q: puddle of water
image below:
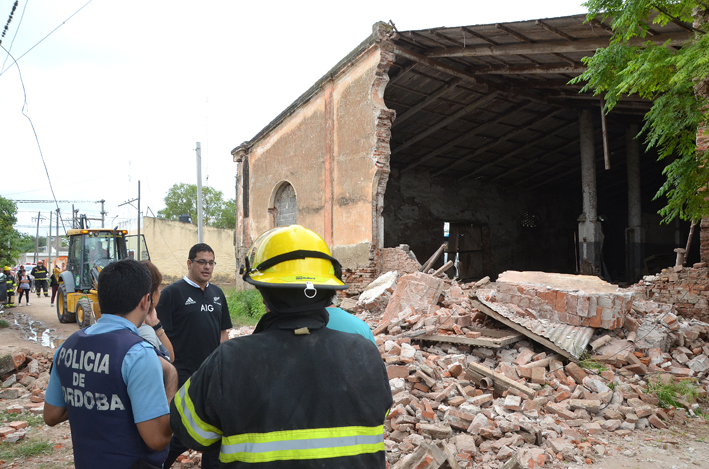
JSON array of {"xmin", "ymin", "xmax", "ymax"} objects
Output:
[{"xmin": 9, "ymin": 312, "xmax": 56, "ymax": 348}]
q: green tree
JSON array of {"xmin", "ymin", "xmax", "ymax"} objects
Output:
[
  {"xmin": 573, "ymin": 1, "xmax": 709, "ymax": 223},
  {"xmin": 0, "ymin": 196, "xmax": 24, "ymax": 267},
  {"xmin": 157, "ymin": 183, "xmax": 236, "ymax": 229}
]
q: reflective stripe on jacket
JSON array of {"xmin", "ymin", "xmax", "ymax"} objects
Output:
[{"xmin": 170, "ymin": 310, "xmax": 392, "ymax": 468}]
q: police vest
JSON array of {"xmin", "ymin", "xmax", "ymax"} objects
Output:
[{"xmin": 55, "ymin": 328, "xmax": 168, "ymax": 469}]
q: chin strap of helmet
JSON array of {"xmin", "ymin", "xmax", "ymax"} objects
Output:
[{"xmin": 243, "ymin": 250, "xmax": 343, "ymax": 280}]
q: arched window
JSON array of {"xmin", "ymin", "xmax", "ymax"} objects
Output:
[{"xmin": 274, "ymin": 183, "xmax": 297, "ymax": 226}]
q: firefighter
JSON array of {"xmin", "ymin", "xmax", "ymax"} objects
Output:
[
  {"xmin": 170, "ymin": 225, "xmax": 393, "ymax": 467},
  {"xmin": 4, "ymin": 266, "xmax": 16, "ymax": 307},
  {"xmin": 32, "ymin": 260, "xmax": 49, "ymax": 298}
]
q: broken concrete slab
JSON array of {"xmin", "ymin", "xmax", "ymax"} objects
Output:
[
  {"xmin": 495, "ymin": 271, "xmax": 634, "ymax": 330},
  {"xmin": 355, "ymin": 270, "xmax": 399, "ymax": 314}
]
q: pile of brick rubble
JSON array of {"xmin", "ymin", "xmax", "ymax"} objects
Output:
[{"xmin": 340, "ymin": 263, "xmax": 709, "ymax": 469}]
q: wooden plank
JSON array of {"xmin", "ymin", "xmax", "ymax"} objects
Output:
[
  {"xmin": 427, "ymin": 32, "xmax": 691, "ymax": 58},
  {"xmin": 471, "ymin": 298, "xmax": 576, "ymax": 361},
  {"xmin": 465, "ymin": 361, "xmax": 536, "ymax": 399},
  {"xmin": 414, "ymin": 332, "xmax": 523, "ymax": 348}
]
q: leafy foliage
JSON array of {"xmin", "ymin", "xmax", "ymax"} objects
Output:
[
  {"xmin": 157, "ymin": 183, "xmax": 236, "ymax": 229},
  {"xmin": 647, "ymin": 374, "xmax": 701, "ymax": 408},
  {"xmin": 0, "ymin": 196, "xmax": 24, "ymax": 267},
  {"xmin": 226, "ymin": 288, "xmax": 266, "ymax": 324},
  {"xmin": 573, "ymin": 1, "xmax": 709, "ymax": 222}
]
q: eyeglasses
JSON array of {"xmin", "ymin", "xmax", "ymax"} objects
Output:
[{"xmin": 192, "ymin": 259, "xmax": 216, "ymax": 266}]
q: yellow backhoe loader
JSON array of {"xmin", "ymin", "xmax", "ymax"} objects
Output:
[{"xmin": 57, "ymin": 217, "xmax": 150, "ymax": 327}]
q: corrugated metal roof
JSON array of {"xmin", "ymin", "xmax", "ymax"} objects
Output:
[{"xmin": 476, "ymin": 290, "xmax": 594, "ymax": 359}]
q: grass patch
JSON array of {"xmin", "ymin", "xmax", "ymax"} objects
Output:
[
  {"xmin": 647, "ymin": 374, "xmax": 701, "ymax": 409},
  {"xmin": 577, "ymin": 352, "xmax": 607, "ymax": 373},
  {"xmin": 1, "ymin": 411, "xmax": 45, "ymax": 427},
  {"xmin": 225, "ymin": 288, "xmax": 266, "ymax": 326},
  {"xmin": 0, "ymin": 439, "xmax": 53, "ymax": 460},
  {"xmin": 0, "ymin": 319, "xmax": 9, "ymax": 328}
]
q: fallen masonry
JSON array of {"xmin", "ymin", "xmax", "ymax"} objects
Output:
[
  {"xmin": 345, "ymin": 265, "xmax": 709, "ymax": 469},
  {"xmin": 2, "ymin": 266, "xmax": 709, "ymax": 468}
]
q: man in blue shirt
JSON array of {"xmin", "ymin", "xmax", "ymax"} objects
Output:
[
  {"xmin": 326, "ymin": 306, "xmax": 377, "ymax": 345},
  {"xmin": 44, "ymin": 259, "xmax": 177, "ymax": 469}
]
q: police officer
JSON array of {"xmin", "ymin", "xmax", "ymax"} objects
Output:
[
  {"xmin": 32, "ymin": 260, "xmax": 49, "ymax": 298},
  {"xmin": 4, "ymin": 266, "xmax": 16, "ymax": 308},
  {"xmin": 44, "ymin": 259, "xmax": 177, "ymax": 468},
  {"xmin": 170, "ymin": 225, "xmax": 392, "ymax": 468}
]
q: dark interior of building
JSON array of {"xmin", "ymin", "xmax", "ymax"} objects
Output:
[{"xmin": 380, "ymin": 14, "xmax": 697, "ymax": 284}]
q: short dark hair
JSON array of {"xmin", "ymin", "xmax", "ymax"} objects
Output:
[
  {"xmin": 189, "ymin": 243, "xmax": 214, "ymax": 261},
  {"xmin": 98, "ymin": 259, "xmax": 151, "ymax": 316}
]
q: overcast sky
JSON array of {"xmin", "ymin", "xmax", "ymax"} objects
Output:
[{"xmin": 0, "ymin": 0, "xmax": 587, "ymax": 238}]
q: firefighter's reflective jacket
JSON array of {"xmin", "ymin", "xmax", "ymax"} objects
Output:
[{"xmin": 170, "ymin": 309, "xmax": 393, "ymax": 468}]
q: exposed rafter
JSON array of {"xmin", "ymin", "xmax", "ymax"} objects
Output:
[
  {"xmin": 426, "ymin": 31, "xmax": 690, "ymax": 58},
  {"xmin": 402, "ymin": 101, "xmax": 531, "ymax": 173},
  {"xmin": 392, "ymin": 93, "xmax": 498, "ymax": 155},
  {"xmin": 433, "ymin": 109, "xmax": 566, "ymax": 176},
  {"xmin": 392, "ymin": 77, "xmax": 463, "ymax": 128},
  {"xmin": 456, "ymin": 120, "xmax": 576, "ymax": 181}
]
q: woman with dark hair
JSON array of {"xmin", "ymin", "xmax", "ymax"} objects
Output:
[
  {"xmin": 139, "ymin": 261, "xmax": 174, "ymax": 361},
  {"xmin": 16, "ymin": 267, "xmax": 31, "ymax": 306}
]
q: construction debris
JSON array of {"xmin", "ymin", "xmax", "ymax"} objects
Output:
[{"xmin": 350, "ymin": 266, "xmax": 709, "ymax": 469}]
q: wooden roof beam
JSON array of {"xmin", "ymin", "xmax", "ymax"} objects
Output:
[
  {"xmin": 535, "ymin": 20, "xmax": 577, "ymax": 42},
  {"xmin": 457, "ymin": 120, "xmax": 576, "ymax": 181},
  {"xmin": 426, "ymin": 31, "xmax": 690, "ymax": 58},
  {"xmin": 490, "ymin": 137, "xmax": 579, "ymax": 181},
  {"xmin": 391, "ymin": 44, "xmax": 557, "ymax": 104},
  {"xmin": 392, "ymin": 77, "xmax": 463, "ymax": 128},
  {"xmin": 433, "ymin": 109, "xmax": 565, "ymax": 176},
  {"xmin": 402, "ymin": 101, "xmax": 531, "ymax": 173},
  {"xmin": 391, "ymin": 93, "xmax": 498, "ymax": 155}
]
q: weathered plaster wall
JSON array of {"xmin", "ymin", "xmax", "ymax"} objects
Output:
[
  {"xmin": 234, "ymin": 30, "xmax": 395, "ymax": 290},
  {"xmin": 140, "ymin": 217, "xmax": 236, "ymax": 285},
  {"xmin": 383, "ymin": 169, "xmax": 578, "ymax": 280}
]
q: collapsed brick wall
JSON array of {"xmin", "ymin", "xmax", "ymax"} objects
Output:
[
  {"xmin": 342, "ymin": 245, "xmax": 422, "ymax": 296},
  {"xmin": 381, "ymin": 245, "xmax": 421, "ymax": 275},
  {"xmin": 633, "ymin": 266, "xmax": 709, "ymax": 323}
]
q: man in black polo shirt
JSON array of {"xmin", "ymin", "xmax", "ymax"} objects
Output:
[{"xmin": 156, "ymin": 243, "xmax": 232, "ymax": 469}]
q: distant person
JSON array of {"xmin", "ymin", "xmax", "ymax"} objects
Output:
[
  {"xmin": 49, "ymin": 267, "xmax": 60, "ymax": 307},
  {"xmin": 156, "ymin": 243, "xmax": 232, "ymax": 469},
  {"xmin": 16, "ymin": 267, "xmax": 30, "ymax": 306},
  {"xmin": 32, "ymin": 260, "xmax": 49, "ymax": 298},
  {"xmin": 43, "ymin": 259, "xmax": 177, "ymax": 468},
  {"xmin": 139, "ymin": 261, "xmax": 174, "ymax": 362},
  {"xmin": 3, "ymin": 266, "xmax": 15, "ymax": 308}
]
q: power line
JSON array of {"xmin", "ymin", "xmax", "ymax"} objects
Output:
[
  {"xmin": 0, "ymin": 0, "xmax": 94, "ymax": 77},
  {"xmin": 0, "ymin": 0, "xmax": 27, "ymax": 72},
  {"xmin": 1, "ymin": 43, "xmax": 64, "ymax": 236}
]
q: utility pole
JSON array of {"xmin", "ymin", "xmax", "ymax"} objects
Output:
[
  {"xmin": 100, "ymin": 199, "xmax": 106, "ymax": 228},
  {"xmin": 138, "ymin": 181, "xmax": 141, "ymax": 260},
  {"xmin": 119, "ymin": 181, "xmax": 141, "ymax": 260},
  {"xmin": 34, "ymin": 211, "xmax": 41, "ymax": 263},
  {"xmin": 56, "ymin": 208, "xmax": 60, "ymax": 266},
  {"xmin": 48, "ymin": 211, "xmax": 52, "ymax": 269},
  {"xmin": 196, "ymin": 142, "xmax": 204, "ymax": 243}
]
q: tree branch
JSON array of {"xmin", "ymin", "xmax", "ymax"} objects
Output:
[{"xmin": 652, "ymin": 2, "xmax": 706, "ymax": 34}]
